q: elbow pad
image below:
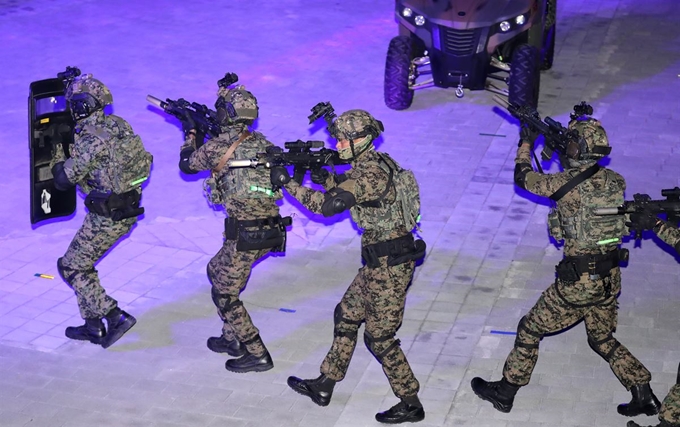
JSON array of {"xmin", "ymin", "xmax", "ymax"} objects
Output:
[
  {"xmin": 179, "ymin": 147, "xmax": 198, "ymax": 174},
  {"xmin": 321, "ymin": 187, "xmax": 356, "ymax": 217},
  {"xmin": 51, "ymin": 161, "xmax": 74, "ymax": 191},
  {"xmin": 514, "ymin": 162, "xmax": 533, "ymax": 189}
]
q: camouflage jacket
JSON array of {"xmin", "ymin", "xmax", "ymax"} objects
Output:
[
  {"xmin": 62, "ymin": 112, "xmax": 141, "ymax": 195},
  {"xmin": 515, "ymin": 143, "xmax": 628, "ymax": 257},
  {"xmin": 182, "ymin": 125, "xmax": 280, "ymax": 220},
  {"xmin": 654, "ymin": 221, "xmax": 680, "ymax": 250},
  {"xmin": 284, "ymin": 149, "xmax": 410, "ymax": 246}
]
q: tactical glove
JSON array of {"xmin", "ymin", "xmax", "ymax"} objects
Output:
[
  {"xmin": 310, "ymin": 168, "xmax": 330, "ymax": 185},
  {"xmin": 182, "ymin": 110, "xmax": 196, "ymax": 137},
  {"xmin": 519, "ymin": 121, "xmax": 539, "ymax": 147}
]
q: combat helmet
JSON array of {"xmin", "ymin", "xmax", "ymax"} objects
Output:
[
  {"xmin": 65, "ymin": 74, "xmax": 113, "ymax": 120},
  {"xmin": 331, "ymin": 109, "xmax": 384, "ymax": 141},
  {"xmin": 568, "ymin": 118, "xmax": 611, "ymax": 161},
  {"xmin": 215, "ymin": 86, "xmax": 258, "ymax": 126}
]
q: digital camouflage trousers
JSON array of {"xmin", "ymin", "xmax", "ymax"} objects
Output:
[
  {"xmin": 321, "ymin": 258, "xmax": 420, "ymax": 399},
  {"xmin": 660, "ymin": 384, "xmax": 680, "ymax": 425},
  {"xmin": 207, "ymin": 239, "xmax": 271, "ymax": 357},
  {"xmin": 503, "ymin": 268, "xmax": 652, "ymax": 389},
  {"xmin": 59, "ymin": 212, "xmax": 135, "ymax": 319}
]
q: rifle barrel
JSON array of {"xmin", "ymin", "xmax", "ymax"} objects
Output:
[
  {"xmin": 594, "ymin": 207, "xmax": 622, "ymax": 215},
  {"xmin": 146, "ymin": 95, "xmax": 165, "ymax": 108}
]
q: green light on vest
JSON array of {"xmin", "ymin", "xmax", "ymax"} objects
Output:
[
  {"xmin": 249, "ymin": 185, "xmax": 274, "ymax": 197},
  {"xmin": 597, "ymin": 238, "xmax": 620, "ymax": 245},
  {"xmin": 130, "ymin": 176, "xmax": 148, "ymax": 186}
]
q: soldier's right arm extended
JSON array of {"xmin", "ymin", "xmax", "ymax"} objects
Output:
[{"xmin": 654, "ymin": 220, "xmax": 680, "ymax": 253}]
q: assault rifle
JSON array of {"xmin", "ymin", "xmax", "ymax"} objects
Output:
[
  {"xmin": 146, "ymin": 95, "xmax": 221, "ymax": 145},
  {"xmin": 595, "ymin": 187, "xmax": 680, "ymax": 239},
  {"xmin": 495, "ymin": 96, "xmax": 582, "ymax": 161},
  {"xmin": 228, "ymin": 140, "xmax": 346, "ymax": 182}
]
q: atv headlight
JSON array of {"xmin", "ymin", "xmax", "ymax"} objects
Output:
[
  {"xmin": 414, "ymin": 15, "xmax": 426, "ymax": 26},
  {"xmin": 402, "ymin": 7, "xmax": 413, "ymax": 18},
  {"xmin": 499, "ymin": 20, "xmax": 511, "ymax": 32},
  {"xmin": 515, "ymin": 14, "xmax": 526, "ymax": 25}
]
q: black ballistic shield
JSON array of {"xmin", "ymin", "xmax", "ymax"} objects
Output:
[{"xmin": 29, "ymin": 77, "xmax": 76, "ymax": 224}]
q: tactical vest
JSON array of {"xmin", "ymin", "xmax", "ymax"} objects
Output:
[
  {"xmin": 83, "ymin": 115, "xmax": 152, "ymax": 194},
  {"xmin": 551, "ymin": 168, "xmax": 626, "ymax": 251},
  {"xmin": 350, "ymin": 153, "xmax": 420, "ymax": 232},
  {"xmin": 219, "ymin": 132, "xmax": 282, "ymax": 200}
]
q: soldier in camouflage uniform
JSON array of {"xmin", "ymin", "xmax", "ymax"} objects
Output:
[
  {"xmin": 625, "ymin": 212, "xmax": 680, "ymax": 427},
  {"xmin": 278, "ymin": 109, "xmax": 427, "ymax": 424},
  {"xmin": 51, "ymin": 74, "xmax": 152, "ymax": 349},
  {"xmin": 179, "ymin": 79, "xmax": 289, "ymax": 373},
  {"xmin": 471, "ymin": 115, "xmax": 661, "ymax": 417}
]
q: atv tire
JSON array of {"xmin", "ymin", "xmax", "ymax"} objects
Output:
[
  {"xmin": 508, "ymin": 44, "xmax": 540, "ymax": 108},
  {"xmin": 384, "ymin": 36, "xmax": 417, "ymax": 110},
  {"xmin": 541, "ymin": 0, "xmax": 557, "ymax": 70}
]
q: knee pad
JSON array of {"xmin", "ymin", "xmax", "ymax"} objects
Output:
[
  {"xmin": 364, "ymin": 331, "xmax": 400, "ymax": 363},
  {"xmin": 515, "ymin": 316, "xmax": 542, "ymax": 350},
  {"xmin": 333, "ymin": 304, "xmax": 361, "ymax": 339},
  {"xmin": 588, "ymin": 334, "xmax": 619, "ymax": 361},
  {"xmin": 57, "ymin": 257, "xmax": 84, "ymax": 284}
]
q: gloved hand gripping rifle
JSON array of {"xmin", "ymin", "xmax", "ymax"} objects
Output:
[
  {"xmin": 146, "ymin": 95, "xmax": 221, "ymax": 147},
  {"xmin": 227, "ymin": 140, "xmax": 347, "ymax": 184},
  {"xmin": 595, "ymin": 187, "xmax": 680, "ymax": 241}
]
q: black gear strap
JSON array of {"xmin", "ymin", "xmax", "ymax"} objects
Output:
[{"xmin": 549, "ymin": 163, "xmax": 601, "ymax": 201}]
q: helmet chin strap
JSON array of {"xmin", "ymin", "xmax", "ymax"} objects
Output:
[{"xmin": 340, "ymin": 135, "xmax": 374, "ymax": 161}]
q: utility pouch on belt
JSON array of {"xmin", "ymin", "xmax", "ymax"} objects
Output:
[
  {"xmin": 361, "ymin": 235, "xmax": 427, "ymax": 269},
  {"xmin": 225, "ymin": 215, "xmax": 292, "ymax": 252},
  {"xmin": 84, "ymin": 190, "xmax": 143, "ymax": 221},
  {"xmin": 556, "ymin": 249, "xmax": 624, "ymax": 282}
]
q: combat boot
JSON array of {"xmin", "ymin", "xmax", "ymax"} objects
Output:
[
  {"xmin": 470, "ymin": 377, "xmax": 520, "ymax": 413},
  {"xmin": 375, "ymin": 395, "xmax": 425, "ymax": 424},
  {"xmin": 618, "ymin": 383, "xmax": 661, "ymax": 417},
  {"xmin": 206, "ymin": 336, "xmax": 246, "ymax": 357},
  {"xmin": 100, "ymin": 307, "xmax": 137, "ymax": 349},
  {"xmin": 287, "ymin": 374, "xmax": 336, "ymax": 407},
  {"xmin": 65, "ymin": 318, "xmax": 106, "ymax": 344},
  {"xmin": 225, "ymin": 350, "xmax": 273, "ymax": 373}
]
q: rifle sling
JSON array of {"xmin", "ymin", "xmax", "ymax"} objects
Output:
[
  {"xmin": 549, "ymin": 163, "xmax": 601, "ymax": 202},
  {"xmin": 214, "ymin": 131, "xmax": 251, "ymax": 174}
]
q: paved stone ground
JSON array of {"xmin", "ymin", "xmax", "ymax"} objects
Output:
[{"xmin": 1, "ymin": 0, "xmax": 679, "ymax": 426}]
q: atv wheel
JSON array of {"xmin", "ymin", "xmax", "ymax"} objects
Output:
[
  {"xmin": 508, "ymin": 44, "xmax": 540, "ymax": 108},
  {"xmin": 541, "ymin": 0, "xmax": 557, "ymax": 70},
  {"xmin": 384, "ymin": 35, "xmax": 418, "ymax": 110}
]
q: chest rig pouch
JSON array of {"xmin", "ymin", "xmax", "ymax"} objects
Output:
[{"xmin": 225, "ymin": 215, "xmax": 292, "ymax": 253}]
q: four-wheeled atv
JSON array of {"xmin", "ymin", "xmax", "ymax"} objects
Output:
[{"xmin": 384, "ymin": 0, "xmax": 556, "ymax": 110}]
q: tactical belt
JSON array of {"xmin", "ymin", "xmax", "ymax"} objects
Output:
[
  {"xmin": 556, "ymin": 248, "xmax": 627, "ymax": 283},
  {"xmin": 84, "ymin": 189, "xmax": 143, "ymax": 221},
  {"xmin": 225, "ymin": 215, "xmax": 292, "ymax": 252},
  {"xmin": 361, "ymin": 234, "xmax": 426, "ymax": 269}
]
